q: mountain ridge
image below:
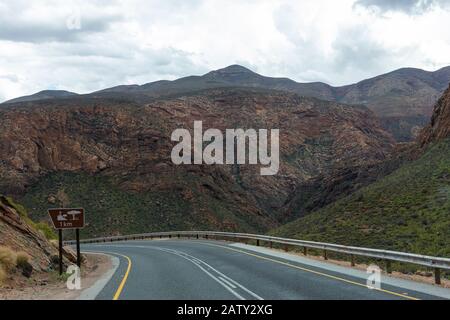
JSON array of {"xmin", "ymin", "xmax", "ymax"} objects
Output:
[
  {"xmin": 4, "ymin": 65, "xmax": 449, "ymax": 141},
  {"xmin": 2, "ymin": 90, "xmax": 78, "ymax": 104}
]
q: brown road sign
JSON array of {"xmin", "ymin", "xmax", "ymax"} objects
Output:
[{"xmin": 48, "ymin": 208, "xmax": 85, "ymax": 230}]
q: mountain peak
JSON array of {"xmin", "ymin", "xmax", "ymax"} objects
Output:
[
  {"xmin": 203, "ymin": 65, "xmax": 262, "ymax": 84},
  {"xmin": 209, "ymin": 64, "xmax": 256, "ymax": 75}
]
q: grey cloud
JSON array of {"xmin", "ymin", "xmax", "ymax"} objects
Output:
[
  {"xmin": 2, "ymin": 43, "xmax": 203, "ymax": 97},
  {"xmin": 332, "ymin": 27, "xmax": 387, "ymax": 74},
  {"xmin": 0, "ymin": 5, "xmax": 121, "ymax": 43},
  {"xmin": 354, "ymin": 0, "xmax": 450, "ymax": 14},
  {"xmin": 0, "ymin": 74, "xmax": 19, "ymax": 82}
]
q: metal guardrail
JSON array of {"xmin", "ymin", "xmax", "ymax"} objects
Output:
[{"xmin": 65, "ymin": 230, "xmax": 450, "ymax": 284}]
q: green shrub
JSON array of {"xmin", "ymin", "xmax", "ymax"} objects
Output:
[{"xmin": 35, "ymin": 222, "xmax": 57, "ymax": 240}]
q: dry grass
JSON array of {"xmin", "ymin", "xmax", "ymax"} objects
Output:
[
  {"xmin": 0, "ymin": 265, "xmax": 6, "ymax": 285},
  {"xmin": 0, "ymin": 246, "xmax": 17, "ymax": 271},
  {"xmin": 15, "ymin": 252, "xmax": 31, "ymax": 269}
]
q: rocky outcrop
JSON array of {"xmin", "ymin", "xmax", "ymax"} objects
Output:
[
  {"xmin": 0, "ymin": 88, "xmax": 395, "ymax": 234},
  {"xmin": 420, "ymin": 84, "xmax": 450, "ymax": 146},
  {"xmin": 0, "ymin": 196, "xmax": 57, "ymax": 271}
]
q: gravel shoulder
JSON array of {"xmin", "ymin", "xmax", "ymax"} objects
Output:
[{"xmin": 0, "ymin": 253, "xmax": 112, "ymax": 300}]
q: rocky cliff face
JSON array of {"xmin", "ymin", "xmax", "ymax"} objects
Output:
[
  {"xmin": 0, "ymin": 196, "xmax": 57, "ymax": 272},
  {"xmin": 0, "ymin": 88, "xmax": 395, "ymax": 235},
  {"xmin": 420, "ymin": 84, "xmax": 450, "ymax": 146}
]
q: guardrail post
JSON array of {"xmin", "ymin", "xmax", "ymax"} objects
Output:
[
  {"xmin": 196, "ymin": 234, "xmax": 199, "ymax": 239},
  {"xmin": 435, "ymin": 268, "xmax": 441, "ymax": 285},
  {"xmin": 303, "ymin": 247, "xmax": 307, "ymax": 256},
  {"xmin": 351, "ymin": 254, "xmax": 355, "ymax": 267},
  {"xmin": 269, "ymin": 241, "xmax": 273, "ymax": 249},
  {"xmin": 256, "ymin": 239, "xmax": 260, "ymax": 247},
  {"xmin": 284, "ymin": 245, "xmax": 288, "ymax": 252},
  {"xmin": 385, "ymin": 260, "xmax": 392, "ymax": 274},
  {"xmin": 205, "ymin": 234, "xmax": 208, "ymax": 239},
  {"xmin": 323, "ymin": 249, "xmax": 328, "ymax": 260},
  {"xmin": 178, "ymin": 234, "xmax": 180, "ymax": 239}
]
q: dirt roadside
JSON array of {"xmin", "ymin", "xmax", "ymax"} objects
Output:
[{"xmin": 0, "ymin": 253, "xmax": 113, "ymax": 300}]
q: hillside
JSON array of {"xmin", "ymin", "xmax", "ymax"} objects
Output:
[
  {"xmin": 2, "ymin": 90, "xmax": 78, "ymax": 104},
  {"xmin": 0, "ymin": 88, "xmax": 394, "ymax": 237},
  {"xmin": 4, "ymin": 65, "xmax": 449, "ymax": 141},
  {"xmin": 271, "ymin": 138, "xmax": 450, "ymax": 257},
  {"xmin": 0, "ymin": 195, "xmax": 59, "ymax": 287},
  {"xmin": 271, "ymin": 85, "xmax": 450, "ymax": 257}
]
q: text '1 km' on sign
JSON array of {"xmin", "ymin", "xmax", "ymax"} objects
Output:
[{"xmin": 48, "ymin": 208, "xmax": 85, "ymax": 230}]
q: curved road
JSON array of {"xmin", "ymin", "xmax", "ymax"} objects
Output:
[{"xmin": 82, "ymin": 239, "xmax": 448, "ymax": 300}]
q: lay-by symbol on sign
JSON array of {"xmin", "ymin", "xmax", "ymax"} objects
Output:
[{"xmin": 48, "ymin": 208, "xmax": 85, "ymax": 230}]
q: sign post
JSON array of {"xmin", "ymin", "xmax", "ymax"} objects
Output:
[
  {"xmin": 58, "ymin": 229, "xmax": 63, "ymax": 275},
  {"xmin": 48, "ymin": 208, "xmax": 85, "ymax": 275}
]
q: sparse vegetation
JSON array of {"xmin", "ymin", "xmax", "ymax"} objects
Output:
[
  {"xmin": 15, "ymin": 252, "xmax": 31, "ymax": 269},
  {"xmin": 0, "ymin": 246, "xmax": 17, "ymax": 271},
  {"xmin": 272, "ymin": 138, "xmax": 450, "ymax": 259},
  {"xmin": 34, "ymin": 222, "xmax": 57, "ymax": 240},
  {"xmin": 20, "ymin": 170, "xmax": 270, "ymax": 239},
  {"xmin": 1, "ymin": 195, "xmax": 57, "ymax": 240},
  {"xmin": 0, "ymin": 265, "xmax": 6, "ymax": 285},
  {"xmin": 15, "ymin": 252, "xmax": 33, "ymax": 278},
  {"xmin": 0, "ymin": 248, "xmax": 34, "ymax": 282}
]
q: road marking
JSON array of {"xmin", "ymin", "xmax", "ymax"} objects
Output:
[
  {"xmin": 155, "ymin": 247, "xmax": 246, "ymax": 300},
  {"xmin": 79, "ymin": 250, "xmax": 132, "ymax": 300},
  {"xmin": 155, "ymin": 247, "xmax": 263, "ymax": 300},
  {"xmin": 197, "ymin": 242, "xmax": 420, "ymax": 300},
  {"xmin": 219, "ymin": 276, "xmax": 237, "ymax": 288},
  {"xmin": 111, "ymin": 253, "xmax": 132, "ymax": 300},
  {"xmin": 79, "ymin": 251, "xmax": 120, "ymax": 300},
  {"xmin": 95, "ymin": 244, "xmax": 263, "ymax": 300}
]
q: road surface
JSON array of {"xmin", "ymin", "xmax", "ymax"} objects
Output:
[{"xmin": 81, "ymin": 239, "xmax": 448, "ymax": 300}]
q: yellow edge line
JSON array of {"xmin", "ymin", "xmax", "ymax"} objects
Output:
[
  {"xmin": 81, "ymin": 250, "xmax": 132, "ymax": 300},
  {"xmin": 198, "ymin": 242, "xmax": 419, "ymax": 300},
  {"xmin": 112, "ymin": 253, "xmax": 132, "ymax": 301}
]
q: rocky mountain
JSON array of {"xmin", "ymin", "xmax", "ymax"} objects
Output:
[
  {"xmin": 420, "ymin": 84, "xmax": 450, "ymax": 146},
  {"xmin": 94, "ymin": 65, "xmax": 450, "ymax": 141},
  {"xmin": 4, "ymin": 65, "xmax": 449, "ymax": 141},
  {"xmin": 0, "ymin": 87, "xmax": 394, "ymax": 237},
  {"xmin": 271, "ymin": 85, "xmax": 450, "ymax": 257},
  {"xmin": 3, "ymin": 90, "xmax": 78, "ymax": 104}
]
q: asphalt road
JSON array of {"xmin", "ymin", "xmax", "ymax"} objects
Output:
[{"xmin": 81, "ymin": 239, "xmax": 447, "ymax": 300}]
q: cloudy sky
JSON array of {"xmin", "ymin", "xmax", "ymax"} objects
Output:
[{"xmin": 1, "ymin": 0, "xmax": 450, "ymax": 102}]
